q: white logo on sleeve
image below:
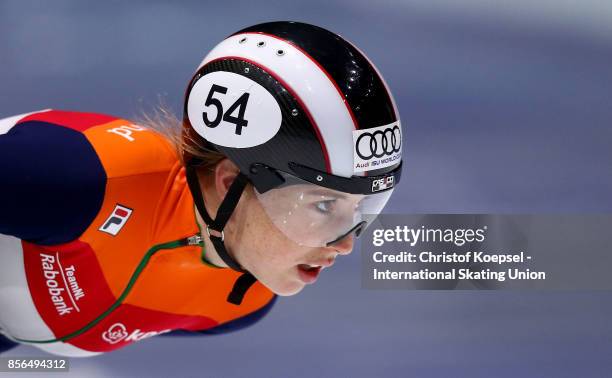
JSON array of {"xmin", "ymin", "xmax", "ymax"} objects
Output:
[
  {"xmin": 107, "ymin": 124, "xmax": 147, "ymax": 142},
  {"xmin": 102, "ymin": 323, "xmax": 128, "ymax": 344},
  {"xmin": 99, "ymin": 205, "xmax": 133, "ymax": 236},
  {"xmin": 187, "ymin": 71, "xmax": 282, "ymax": 148},
  {"xmin": 102, "ymin": 323, "xmax": 171, "ymax": 344}
]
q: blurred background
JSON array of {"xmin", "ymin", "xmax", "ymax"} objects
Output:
[{"xmin": 1, "ymin": 0, "xmax": 611, "ymax": 377}]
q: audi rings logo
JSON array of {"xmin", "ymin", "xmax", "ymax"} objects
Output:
[
  {"xmin": 353, "ymin": 122, "xmax": 402, "ymax": 173},
  {"xmin": 355, "ymin": 125, "xmax": 401, "ymax": 160}
]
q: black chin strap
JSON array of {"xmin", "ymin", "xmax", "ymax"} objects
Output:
[{"xmin": 185, "ymin": 164, "xmax": 257, "ymax": 305}]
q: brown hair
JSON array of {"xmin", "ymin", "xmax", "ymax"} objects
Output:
[{"xmin": 135, "ymin": 104, "xmax": 225, "ymax": 176}]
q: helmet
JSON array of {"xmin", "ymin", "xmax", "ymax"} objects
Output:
[{"xmin": 182, "ymin": 21, "xmax": 402, "ymax": 302}]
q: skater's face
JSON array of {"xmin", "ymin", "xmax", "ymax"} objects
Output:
[{"xmin": 196, "ymin": 159, "xmax": 355, "ymax": 296}]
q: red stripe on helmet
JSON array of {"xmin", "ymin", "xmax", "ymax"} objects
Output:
[{"xmin": 243, "ymin": 31, "xmax": 360, "ymax": 132}]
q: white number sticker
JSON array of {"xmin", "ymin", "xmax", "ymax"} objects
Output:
[{"xmin": 187, "ymin": 71, "xmax": 282, "ymax": 148}]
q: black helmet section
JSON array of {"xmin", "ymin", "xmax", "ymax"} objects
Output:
[{"xmin": 234, "ymin": 21, "xmax": 398, "ymax": 176}]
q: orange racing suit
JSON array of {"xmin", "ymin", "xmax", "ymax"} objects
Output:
[{"xmin": 0, "ymin": 109, "xmax": 276, "ymax": 357}]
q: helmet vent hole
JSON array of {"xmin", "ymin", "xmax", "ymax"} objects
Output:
[
  {"xmin": 239, "ymin": 37, "xmax": 247, "ymax": 44},
  {"xmin": 291, "ymin": 109, "xmax": 299, "ymax": 116},
  {"xmin": 257, "ymin": 41, "xmax": 265, "ymax": 47},
  {"xmin": 316, "ymin": 175, "xmax": 323, "ymax": 182},
  {"xmin": 276, "ymin": 49, "xmax": 285, "ymax": 56}
]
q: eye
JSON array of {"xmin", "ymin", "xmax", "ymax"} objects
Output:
[{"xmin": 314, "ymin": 199, "xmax": 336, "ymax": 214}]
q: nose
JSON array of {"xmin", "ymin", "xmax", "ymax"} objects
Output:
[{"xmin": 327, "ymin": 233, "xmax": 354, "ymax": 255}]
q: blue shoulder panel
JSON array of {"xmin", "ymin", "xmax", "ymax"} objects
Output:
[
  {"xmin": 0, "ymin": 334, "xmax": 17, "ymax": 354},
  {"xmin": 0, "ymin": 121, "xmax": 106, "ymax": 245}
]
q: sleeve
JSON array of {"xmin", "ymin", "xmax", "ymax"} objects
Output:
[
  {"xmin": 162, "ymin": 296, "xmax": 278, "ymax": 336},
  {"xmin": 0, "ymin": 110, "xmax": 109, "ymax": 245}
]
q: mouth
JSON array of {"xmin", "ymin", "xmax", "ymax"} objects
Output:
[
  {"xmin": 297, "ymin": 264, "xmax": 322, "ymax": 284},
  {"xmin": 296, "ymin": 258, "xmax": 335, "ymax": 284}
]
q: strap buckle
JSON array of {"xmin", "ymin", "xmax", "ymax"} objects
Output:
[{"xmin": 206, "ymin": 225, "xmax": 225, "ymax": 242}]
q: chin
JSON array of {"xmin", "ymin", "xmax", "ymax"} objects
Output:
[{"xmin": 262, "ymin": 279, "xmax": 305, "ymax": 296}]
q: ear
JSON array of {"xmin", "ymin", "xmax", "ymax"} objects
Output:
[{"xmin": 213, "ymin": 158, "xmax": 240, "ymax": 199}]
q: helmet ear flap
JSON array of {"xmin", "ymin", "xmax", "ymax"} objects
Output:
[{"xmin": 247, "ymin": 163, "xmax": 286, "ymax": 194}]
